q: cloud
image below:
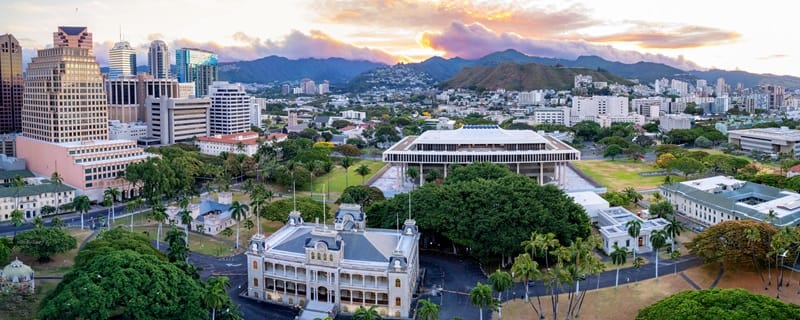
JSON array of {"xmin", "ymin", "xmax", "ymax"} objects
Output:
[
  {"xmin": 419, "ymin": 22, "xmax": 703, "ymax": 70},
  {"xmin": 581, "ymin": 25, "xmax": 741, "ymax": 49},
  {"xmin": 314, "ymin": 0, "xmax": 597, "ymax": 38},
  {"xmin": 89, "ymin": 30, "xmax": 400, "ymax": 66},
  {"xmin": 757, "ymin": 54, "xmax": 789, "ymax": 60}
]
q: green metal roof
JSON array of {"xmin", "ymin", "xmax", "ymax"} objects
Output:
[
  {"xmin": 0, "ymin": 170, "xmax": 34, "ymax": 180},
  {"xmin": 0, "ymin": 183, "xmax": 74, "ymax": 198}
]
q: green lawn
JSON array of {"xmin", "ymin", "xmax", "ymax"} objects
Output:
[
  {"xmin": 573, "ymin": 159, "xmax": 684, "ymax": 191},
  {"xmin": 124, "ymin": 225, "xmax": 241, "ymax": 257},
  {"xmin": 312, "ymin": 159, "xmax": 386, "ymax": 194}
]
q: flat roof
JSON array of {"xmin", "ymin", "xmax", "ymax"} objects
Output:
[
  {"xmin": 728, "ymin": 128, "xmax": 800, "ymax": 141},
  {"xmin": 413, "ymin": 126, "xmax": 551, "ymax": 145}
]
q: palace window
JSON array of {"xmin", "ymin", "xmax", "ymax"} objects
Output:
[
  {"xmin": 395, "ymin": 297, "xmax": 401, "ymax": 306},
  {"xmin": 395, "ymin": 279, "xmax": 401, "ymax": 288},
  {"xmin": 253, "ymin": 278, "xmax": 259, "ymax": 287}
]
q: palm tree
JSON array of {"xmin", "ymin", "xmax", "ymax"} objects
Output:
[
  {"xmin": 651, "ymin": 191, "xmax": 663, "ymax": 204},
  {"xmin": 522, "ymin": 232, "xmax": 559, "ymax": 269},
  {"xmin": 103, "ymin": 194, "xmax": 113, "ymax": 231},
  {"xmin": 32, "ymin": 215, "xmax": 43, "ymax": 228},
  {"xmin": 744, "ymin": 226, "xmax": 768, "ymax": 290},
  {"xmin": 611, "ymin": 244, "xmax": 628, "ymax": 288},
  {"xmin": 772, "ymin": 226, "xmax": 793, "ymax": 298},
  {"xmin": 11, "ymin": 174, "xmax": 25, "ymax": 212},
  {"xmin": 623, "ymin": 187, "xmax": 642, "ymax": 204},
  {"xmin": 341, "ymin": 156, "xmax": 354, "ymax": 188},
  {"xmin": 286, "ymin": 160, "xmax": 299, "ymax": 211},
  {"xmin": 179, "ymin": 204, "xmax": 193, "ymax": 252},
  {"xmin": 469, "ymin": 282, "xmax": 495, "ymax": 320},
  {"xmin": 10, "ymin": 209, "xmax": 24, "ymax": 235},
  {"xmin": 104, "ymin": 187, "xmax": 121, "ymax": 223},
  {"xmin": 417, "ymin": 298, "xmax": 440, "ymax": 320},
  {"xmin": 356, "ymin": 164, "xmax": 371, "ymax": 185},
  {"xmin": 665, "ymin": 215, "xmax": 684, "ymax": 253},
  {"xmin": 221, "ymin": 227, "xmax": 234, "ymax": 237},
  {"xmin": 205, "ymin": 276, "xmax": 230, "ymax": 320},
  {"xmin": 304, "ymin": 161, "xmax": 319, "ymax": 200},
  {"xmin": 511, "ymin": 253, "xmax": 543, "ymax": 319},
  {"xmin": 51, "ymin": 216, "xmax": 65, "ymax": 229},
  {"xmin": 488, "ymin": 269, "xmax": 513, "ymax": 319},
  {"xmin": 230, "ymin": 201, "xmax": 250, "ymax": 249},
  {"xmin": 626, "ymin": 219, "xmax": 643, "ymax": 263},
  {"xmin": 353, "ymin": 305, "xmax": 381, "ymax": 320},
  {"xmin": 250, "ymin": 185, "xmax": 266, "ymax": 235},
  {"xmin": 152, "ymin": 204, "xmax": 168, "ymax": 250},
  {"xmin": 50, "ymin": 171, "xmax": 63, "ymax": 215},
  {"xmin": 126, "ymin": 200, "xmax": 137, "ymax": 232},
  {"xmin": 766, "ymin": 209, "xmax": 778, "ymax": 286},
  {"xmin": 670, "ymin": 249, "xmax": 682, "ymax": 274},
  {"xmin": 650, "ymin": 229, "xmax": 668, "ymax": 280},
  {"xmin": 406, "ymin": 166, "xmax": 420, "ymax": 185},
  {"xmin": 72, "ymin": 195, "xmax": 91, "ymax": 230}
]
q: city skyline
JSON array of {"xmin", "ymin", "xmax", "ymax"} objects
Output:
[{"xmin": 2, "ymin": 0, "xmax": 798, "ymax": 76}]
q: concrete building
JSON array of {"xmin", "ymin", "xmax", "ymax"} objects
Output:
[
  {"xmin": 145, "ymin": 96, "xmax": 211, "ymax": 145},
  {"xmin": 571, "ymin": 96, "xmax": 629, "ymax": 126},
  {"xmin": 531, "ymin": 107, "xmax": 569, "ymax": 126},
  {"xmin": 0, "ymin": 34, "xmax": 24, "ymax": 133},
  {"xmin": 341, "ymin": 110, "xmax": 367, "ymax": 121},
  {"xmin": 245, "ymin": 204, "xmax": 420, "ymax": 319},
  {"xmin": 598, "ymin": 207, "xmax": 669, "ymax": 255},
  {"xmin": 574, "ymin": 75, "xmax": 592, "ymax": 88},
  {"xmin": 383, "ymin": 125, "xmax": 580, "ymax": 186},
  {"xmin": 658, "ymin": 114, "xmax": 693, "ymax": 132},
  {"xmin": 518, "ymin": 91, "xmax": 545, "ymax": 105},
  {"xmin": 176, "ymin": 48, "xmax": 217, "ymax": 97},
  {"xmin": 567, "ymin": 191, "xmax": 610, "ymax": 223},
  {"xmin": 53, "ymin": 26, "xmax": 92, "ymax": 52},
  {"xmin": 0, "ymin": 181, "xmax": 75, "ymax": 221},
  {"xmin": 148, "ymin": 40, "xmax": 169, "ymax": 79},
  {"xmin": 661, "ymin": 175, "xmax": 800, "ymax": 228},
  {"xmin": 196, "ymin": 131, "xmax": 286, "ymax": 157},
  {"xmin": 105, "ymin": 75, "xmax": 183, "ymax": 123},
  {"xmin": 715, "ymin": 78, "xmax": 726, "ymax": 97},
  {"xmin": 18, "ymin": 27, "xmax": 152, "ymax": 202},
  {"xmin": 108, "ymin": 41, "xmax": 136, "ymax": 78},
  {"xmin": 208, "ymin": 82, "xmax": 251, "ymax": 135},
  {"xmin": 761, "ymin": 85, "xmax": 785, "ymax": 109},
  {"xmin": 318, "ymin": 80, "xmax": 330, "ymax": 94},
  {"xmin": 251, "ymin": 97, "xmax": 264, "ymax": 129},
  {"xmin": 0, "ymin": 134, "xmax": 16, "ymax": 157},
  {"xmin": 108, "ymin": 120, "xmax": 148, "ymax": 141},
  {"xmin": 632, "ymin": 98, "xmax": 663, "ymax": 119},
  {"xmin": 728, "ymin": 127, "xmax": 800, "ymax": 157}
]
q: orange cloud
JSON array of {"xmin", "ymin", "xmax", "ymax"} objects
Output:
[
  {"xmin": 419, "ymin": 22, "xmax": 702, "ymax": 70},
  {"xmin": 580, "ymin": 25, "xmax": 741, "ymax": 49}
]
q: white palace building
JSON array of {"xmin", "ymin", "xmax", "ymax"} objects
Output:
[
  {"xmin": 246, "ymin": 204, "xmax": 420, "ymax": 319},
  {"xmin": 383, "ymin": 125, "xmax": 580, "ymax": 186}
]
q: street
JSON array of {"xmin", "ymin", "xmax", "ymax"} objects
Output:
[{"xmin": 0, "ymin": 203, "xmax": 131, "ymax": 236}]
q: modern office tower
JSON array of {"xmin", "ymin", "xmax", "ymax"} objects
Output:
[
  {"xmin": 0, "ymin": 34, "xmax": 24, "ymax": 133},
  {"xmin": 105, "ymin": 75, "xmax": 182, "ymax": 123},
  {"xmin": 108, "ymin": 41, "xmax": 136, "ymax": 78},
  {"xmin": 208, "ymin": 81, "xmax": 251, "ymax": 135},
  {"xmin": 145, "ymin": 96, "xmax": 211, "ymax": 145},
  {"xmin": 53, "ymin": 26, "xmax": 92, "ymax": 52},
  {"xmin": 175, "ymin": 48, "xmax": 217, "ymax": 97},
  {"xmin": 715, "ymin": 78, "xmax": 726, "ymax": 97},
  {"xmin": 148, "ymin": 40, "xmax": 169, "ymax": 79},
  {"xmin": 17, "ymin": 26, "xmax": 152, "ymax": 201},
  {"xmin": 251, "ymin": 97, "xmax": 265, "ymax": 129}
]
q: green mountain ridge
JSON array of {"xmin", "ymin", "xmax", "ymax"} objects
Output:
[{"xmin": 440, "ymin": 62, "xmax": 633, "ymax": 91}]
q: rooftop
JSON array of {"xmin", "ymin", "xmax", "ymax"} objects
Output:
[
  {"xmin": 269, "ymin": 224, "xmax": 414, "ymax": 263},
  {"xmin": 409, "ymin": 125, "xmax": 551, "ymax": 145},
  {"xmin": 728, "ymin": 127, "xmax": 800, "ymax": 141},
  {"xmin": 0, "ymin": 183, "xmax": 74, "ymax": 198},
  {"xmin": 58, "ymin": 26, "xmax": 87, "ymax": 35},
  {"xmin": 0, "ymin": 170, "xmax": 34, "ymax": 180}
]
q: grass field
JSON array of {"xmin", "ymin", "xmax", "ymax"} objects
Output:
[
  {"xmin": 11, "ymin": 228, "xmax": 94, "ymax": 277},
  {"xmin": 312, "ymin": 159, "xmax": 386, "ymax": 194},
  {"xmin": 122, "ymin": 225, "xmax": 241, "ymax": 256},
  {"xmin": 573, "ymin": 159, "xmax": 683, "ymax": 191}
]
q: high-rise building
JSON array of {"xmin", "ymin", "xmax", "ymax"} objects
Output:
[
  {"xmin": 300, "ymin": 78, "xmax": 316, "ymax": 95},
  {"xmin": 108, "ymin": 41, "xmax": 136, "ymax": 78},
  {"xmin": 145, "ymin": 96, "xmax": 211, "ymax": 145},
  {"xmin": 0, "ymin": 34, "xmax": 24, "ymax": 133},
  {"xmin": 105, "ymin": 75, "xmax": 183, "ymax": 122},
  {"xmin": 208, "ymin": 81, "xmax": 251, "ymax": 135},
  {"xmin": 176, "ymin": 48, "xmax": 217, "ymax": 97},
  {"xmin": 18, "ymin": 26, "xmax": 153, "ymax": 201},
  {"xmin": 53, "ymin": 26, "xmax": 92, "ymax": 52},
  {"xmin": 715, "ymin": 78, "xmax": 726, "ymax": 97},
  {"xmin": 761, "ymin": 85, "xmax": 785, "ymax": 109},
  {"xmin": 148, "ymin": 40, "xmax": 169, "ymax": 79},
  {"xmin": 318, "ymin": 80, "xmax": 330, "ymax": 94}
]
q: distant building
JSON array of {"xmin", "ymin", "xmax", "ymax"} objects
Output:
[
  {"xmin": 245, "ymin": 204, "xmax": 420, "ymax": 318},
  {"xmin": 0, "ymin": 133, "xmax": 16, "ymax": 157},
  {"xmin": 570, "ymin": 96, "xmax": 629, "ymax": 126},
  {"xmin": 145, "ymin": 96, "xmax": 211, "ymax": 145},
  {"xmin": 105, "ymin": 75, "xmax": 184, "ymax": 123},
  {"xmin": 531, "ymin": 107, "xmax": 569, "ymax": 126},
  {"xmin": 517, "ymin": 91, "xmax": 545, "ymax": 105},
  {"xmin": 251, "ymin": 97, "xmax": 265, "ymax": 129},
  {"xmin": 108, "ymin": 41, "xmax": 136, "ymax": 78},
  {"xmin": 176, "ymin": 48, "xmax": 217, "ymax": 97},
  {"xmin": 53, "ymin": 26, "xmax": 92, "ymax": 52},
  {"xmin": 658, "ymin": 114, "xmax": 693, "ymax": 132},
  {"xmin": 196, "ymin": 131, "xmax": 286, "ymax": 157},
  {"xmin": 208, "ymin": 82, "xmax": 251, "ymax": 135},
  {"xmin": 384, "ymin": 125, "xmax": 579, "ymax": 186},
  {"xmin": 281, "ymin": 84, "xmax": 290, "ymax": 95},
  {"xmin": 761, "ymin": 85, "xmax": 785, "ymax": 109},
  {"xmin": 0, "ymin": 258, "xmax": 34, "ymax": 294},
  {"xmin": 108, "ymin": 120, "xmax": 148, "ymax": 141},
  {"xmin": 0, "ymin": 180, "xmax": 75, "ymax": 221},
  {"xmin": 661, "ymin": 175, "xmax": 800, "ymax": 228},
  {"xmin": 318, "ymin": 80, "xmax": 330, "ymax": 94},
  {"xmin": 341, "ymin": 110, "xmax": 366, "ymax": 121},
  {"xmin": 0, "ymin": 34, "xmax": 24, "ymax": 133},
  {"xmin": 728, "ymin": 127, "xmax": 800, "ymax": 157},
  {"xmin": 632, "ymin": 98, "xmax": 663, "ymax": 119},
  {"xmin": 567, "ymin": 191, "xmax": 610, "ymax": 223},
  {"xmin": 301, "ymin": 78, "xmax": 316, "ymax": 95},
  {"xmin": 715, "ymin": 78, "xmax": 726, "ymax": 97},
  {"xmin": 598, "ymin": 207, "xmax": 669, "ymax": 255},
  {"xmin": 574, "ymin": 74, "xmax": 592, "ymax": 88},
  {"xmin": 148, "ymin": 40, "xmax": 169, "ymax": 79}
]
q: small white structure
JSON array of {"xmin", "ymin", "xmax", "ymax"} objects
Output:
[
  {"xmin": 166, "ymin": 192, "xmax": 237, "ymax": 235},
  {"xmin": 0, "ymin": 258, "xmax": 35, "ymax": 294},
  {"xmin": 567, "ymin": 191, "xmax": 610, "ymax": 223},
  {"xmin": 598, "ymin": 207, "xmax": 670, "ymax": 255}
]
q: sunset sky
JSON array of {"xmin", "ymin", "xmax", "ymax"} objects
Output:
[{"xmin": 3, "ymin": 0, "xmax": 797, "ymax": 76}]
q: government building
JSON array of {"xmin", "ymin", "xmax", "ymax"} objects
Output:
[
  {"xmin": 382, "ymin": 125, "xmax": 579, "ymax": 186},
  {"xmin": 245, "ymin": 204, "xmax": 420, "ymax": 319}
]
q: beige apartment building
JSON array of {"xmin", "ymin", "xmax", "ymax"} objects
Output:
[{"xmin": 145, "ymin": 96, "xmax": 211, "ymax": 145}]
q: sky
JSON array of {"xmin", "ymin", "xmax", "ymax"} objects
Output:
[{"xmin": 2, "ymin": 0, "xmax": 798, "ymax": 76}]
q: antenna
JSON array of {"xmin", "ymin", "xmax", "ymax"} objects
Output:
[{"xmin": 119, "ymin": 25, "xmax": 122, "ymax": 42}]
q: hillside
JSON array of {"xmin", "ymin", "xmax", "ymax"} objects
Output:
[
  {"xmin": 348, "ymin": 64, "xmax": 436, "ymax": 92},
  {"xmin": 440, "ymin": 62, "xmax": 632, "ymax": 91},
  {"xmin": 218, "ymin": 56, "xmax": 385, "ymax": 84}
]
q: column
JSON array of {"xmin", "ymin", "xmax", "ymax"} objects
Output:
[
  {"xmin": 561, "ymin": 163, "xmax": 568, "ymax": 186},
  {"xmin": 443, "ymin": 164, "xmax": 447, "ymax": 177},
  {"xmin": 516, "ymin": 163, "xmax": 520, "ymax": 174},
  {"xmin": 538, "ymin": 164, "xmax": 543, "ymax": 185},
  {"xmin": 419, "ymin": 163, "xmax": 424, "ymax": 186}
]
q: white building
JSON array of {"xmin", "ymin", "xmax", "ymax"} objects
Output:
[
  {"xmin": 595, "ymin": 113, "xmax": 645, "ymax": 127},
  {"xmin": 108, "ymin": 41, "xmax": 136, "ymax": 79},
  {"xmin": 208, "ymin": 82, "xmax": 252, "ymax": 135},
  {"xmin": 178, "ymin": 82, "xmax": 196, "ymax": 98},
  {"xmin": 251, "ymin": 97, "xmax": 265, "ymax": 129},
  {"xmin": 0, "ymin": 179, "xmax": 75, "ymax": 221},
  {"xmin": 574, "ymin": 75, "xmax": 593, "ymax": 88},
  {"xmin": 166, "ymin": 192, "xmax": 235, "ymax": 235},
  {"xmin": 383, "ymin": 125, "xmax": 580, "ymax": 186},
  {"xmin": 318, "ymin": 81, "xmax": 330, "ymax": 94},
  {"xmin": 658, "ymin": 114, "xmax": 693, "ymax": 132},
  {"xmin": 728, "ymin": 127, "xmax": 800, "ymax": 157},
  {"xmin": 145, "ymin": 96, "xmax": 211, "ymax": 145},
  {"xmin": 531, "ymin": 107, "xmax": 569, "ymax": 126},
  {"xmin": 661, "ymin": 175, "xmax": 800, "ymax": 228},
  {"xmin": 196, "ymin": 131, "xmax": 287, "ymax": 157},
  {"xmin": 245, "ymin": 204, "xmax": 420, "ymax": 319},
  {"xmin": 341, "ymin": 110, "xmax": 367, "ymax": 121},
  {"xmin": 517, "ymin": 91, "xmax": 545, "ymax": 105},
  {"xmin": 108, "ymin": 120, "xmax": 148, "ymax": 141},
  {"xmin": 632, "ymin": 98, "xmax": 664, "ymax": 119},
  {"xmin": 567, "ymin": 191, "xmax": 610, "ymax": 223},
  {"xmin": 571, "ymin": 96, "xmax": 628, "ymax": 126},
  {"xmin": 598, "ymin": 207, "xmax": 669, "ymax": 255}
]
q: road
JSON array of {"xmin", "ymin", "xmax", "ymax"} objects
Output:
[{"xmin": 0, "ymin": 203, "xmax": 131, "ymax": 236}]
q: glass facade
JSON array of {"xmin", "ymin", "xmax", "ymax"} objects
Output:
[
  {"xmin": 175, "ymin": 48, "xmax": 218, "ymax": 97},
  {"xmin": 0, "ymin": 34, "xmax": 24, "ymax": 133}
]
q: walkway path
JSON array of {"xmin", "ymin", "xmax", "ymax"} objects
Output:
[
  {"xmin": 679, "ymin": 272, "xmax": 702, "ymax": 290},
  {"xmin": 710, "ymin": 265, "xmax": 725, "ymax": 288}
]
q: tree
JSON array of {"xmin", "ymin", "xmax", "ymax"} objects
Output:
[
  {"xmin": 221, "ymin": 227, "xmax": 234, "ymax": 238},
  {"xmin": 445, "ymin": 162, "xmax": 512, "ymax": 184},
  {"xmin": 654, "ymin": 153, "xmax": 677, "ymax": 170},
  {"xmin": 334, "ymin": 144, "xmax": 362, "ymax": 157},
  {"xmin": 353, "ymin": 305, "xmax": 382, "ymax": 320},
  {"xmin": 0, "ymin": 238, "xmax": 10, "ymax": 264},
  {"xmin": 488, "ymin": 269, "xmax": 513, "ymax": 319},
  {"xmin": 744, "ymin": 226, "xmax": 768, "ymax": 290},
  {"xmin": 15, "ymin": 227, "xmax": 77, "ymax": 262},
  {"xmin": 72, "ymin": 195, "xmax": 91, "ymax": 230},
  {"xmin": 51, "ymin": 216, "xmax": 65, "ymax": 229},
  {"xmin": 469, "ymin": 282, "xmax": 496, "ymax": 320},
  {"xmin": 338, "ymin": 185, "xmax": 385, "ymax": 211},
  {"xmin": 205, "ymin": 276, "xmax": 230, "ymax": 320},
  {"xmin": 356, "ymin": 164, "xmax": 371, "ymax": 185},
  {"xmin": 11, "ymin": 174, "xmax": 25, "ymax": 211},
  {"xmin": 250, "ymin": 184, "xmax": 266, "ymax": 235},
  {"xmin": 33, "ymin": 216, "xmax": 43, "ymax": 228},
  {"xmin": 604, "ymin": 144, "xmax": 623, "ymax": 160},
  {"xmin": 626, "ymin": 219, "xmax": 642, "ymax": 262},
  {"xmin": 417, "ymin": 299, "xmax": 440, "ymax": 320},
  {"xmin": 650, "ymin": 229, "xmax": 668, "ymax": 279},
  {"xmin": 694, "ymin": 136, "xmax": 713, "ymax": 148},
  {"xmin": 664, "ymin": 214, "xmax": 684, "ymax": 253},
  {"xmin": 10, "ymin": 209, "xmax": 24, "ymax": 236},
  {"xmin": 649, "ymin": 200, "xmax": 675, "ymax": 219},
  {"xmin": 623, "ymin": 187, "xmax": 643, "ymax": 204},
  {"xmin": 230, "ymin": 201, "xmax": 250, "ymax": 249},
  {"xmin": 179, "ymin": 204, "xmax": 193, "ymax": 251},
  {"xmin": 670, "ymin": 156, "xmax": 706, "ymax": 178},
  {"xmin": 406, "ymin": 166, "xmax": 420, "ymax": 184},
  {"xmin": 686, "ymin": 220, "xmax": 776, "ymax": 268},
  {"xmin": 341, "ymin": 157, "xmax": 354, "ymax": 188},
  {"xmin": 611, "ymin": 244, "xmax": 628, "ymax": 288},
  {"xmin": 424, "ymin": 169, "xmax": 441, "ymax": 183},
  {"xmin": 74, "ymin": 228, "xmax": 165, "ymax": 267},
  {"xmin": 511, "ymin": 253, "xmax": 541, "ymax": 317},
  {"xmin": 41, "ymin": 205, "xmax": 56, "ymax": 216},
  {"xmin": 152, "ymin": 204, "xmax": 168, "ymax": 251},
  {"xmin": 636, "ymin": 288, "xmax": 800, "ymax": 320},
  {"xmin": 104, "ymin": 187, "xmax": 121, "ymax": 224},
  {"xmin": 165, "ymin": 226, "xmax": 188, "ymax": 263},
  {"xmin": 243, "ymin": 219, "xmax": 254, "ymax": 231},
  {"xmin": 50, "ymin": 171, "xmax": 63, "ymax": 216}
]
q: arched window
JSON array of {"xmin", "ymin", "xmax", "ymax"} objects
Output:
[
  {"xmin": 252, "ymin": 261, "xmax": 258, "ymax": 269},
  {"xmin": 253, "ymin": 278, "xmax": 259, "ymax": 287},
  {"xmin": 395, "ymin": 279, "xmax": 401, "ymax": 288},
  {"xmin": 329, "ymin": 254, "xmax": 333, "ymax": 261},
  {"xmin": 395, "ymin": 297, "xmax": 401, "ymax": 306}
]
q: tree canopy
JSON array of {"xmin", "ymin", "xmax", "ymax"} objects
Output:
[
  {"xmin": 366, "ymin": 163, "xmax": 591, "ymax": 263},
  {"xmin": 14, "ymin": 227, "xmax": 77, "ymax": 262},
  {"xmin": 636, "ymin": 288, "xmax": 800, "ymax": 320},
  {"xmin": 263, "ymin": 196, "xmax": 332, "ymax": 223},
  {"xmin": 75, "ymin": 228, "xmax": 165, "ymax": 267},
  {"xmin": 686, "ymin": 220, "xmax": 775, "ymax": 268},
  {"xmin": 337, "ymin": 185, "xmax": 385, "ymax": 211}
]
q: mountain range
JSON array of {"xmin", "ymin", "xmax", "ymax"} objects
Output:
[
  {"xmin": 440, "ymin": 62, "xmax": 632, "ymax": 91},
  {"xmin": 217, "ymin": 56, "xmax": 385, "ymax": 84}
]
